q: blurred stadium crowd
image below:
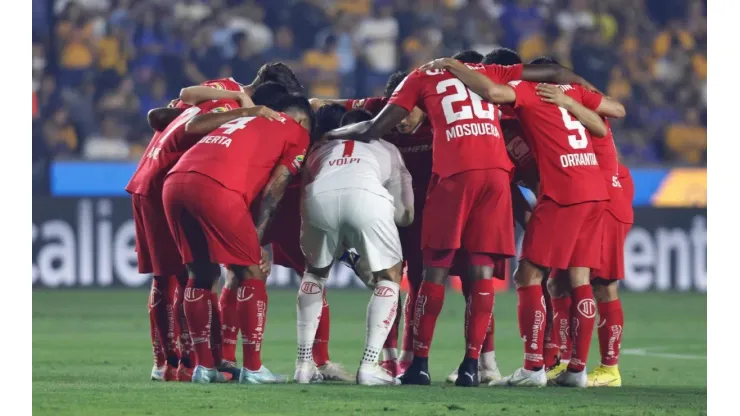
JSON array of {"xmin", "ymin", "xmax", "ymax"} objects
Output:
[{"xmin": 32, "ymin": 0, "xmax": 706, "ymax": 170}]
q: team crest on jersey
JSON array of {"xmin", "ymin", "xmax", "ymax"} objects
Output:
[
  {"xmin": 210, "ymin": 82, "xmax": 225, "ymax": 90},
  {"xmin": 352, "ymin": 99, "xmax": 365, "ymax": 109},
  {"xmin": 292, "ymin": 153, "xmax": 306, "ymax": 170},
  {"xmin": 211, "ymin": 107, "xmax": 228, "ymax": 113}
]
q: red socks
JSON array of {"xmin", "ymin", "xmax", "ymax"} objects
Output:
[
  {"xmin": 400, "ymin": 284, "xmax": 419, "ymax": 356},
  {"xmin": 149, "ymin": 307, "xmax": 166, "ymax": 367},
  {"xmin": 517, "ymin": 284, "xmax": 546, "ymax": 370},
  {"xmin": 551, "ymin": 296, "xmax": 572, "ymax": 363},
  {"xmin": 412, "ymin": 281, "xmax": 445, "ymax": 357},
  {"xmin": 313, "ymin": 289, "xmax": 330, "ymax": 366},
  {"xmin": 597, "ymin": 299, "xmax": 624, "ymax": 366},
  {"xmin": 465, "ymin": 279, "xmax": 494, "ymax": 359},
  {"xmin": 237, "ymin": 279, "xmax": 268, "ymax": 371},
  {"xmin": 182, "ymin": 282, "xmax": 215, "ymax": 369},
  {"xmin": 173, "ymin": 283, "xmax": 194, "ymax": 367},
  {"xmin": 149, "ymin": 277, "xmax": 178, "ymax": 367},
  {"xmin": 210, "ymin": 292, "xmax": 223, "ymax": 365},
  {"xmin": 219, "ymin": 287, "xmax": 238, "ymax": 363},
  {"xmin": 569, "ymin": 285, "xmax": 596, "ymax": 372}
]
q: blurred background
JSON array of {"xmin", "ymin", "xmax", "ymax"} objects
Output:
[{"xmin": 32, "ymin": 0, "xmax": 706, "ymax": 292}]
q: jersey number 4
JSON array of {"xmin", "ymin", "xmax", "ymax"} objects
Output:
[
  {"xmin": 220, "ymin": 117, "xmax": 256, "ymax": 134},
  {"xmin": 437, "ymin": 78, "xmax": 496, "ymax": 125},
  {"xmin": 558, "ymin": 107, "xmax": 588, "ymax": 149}
]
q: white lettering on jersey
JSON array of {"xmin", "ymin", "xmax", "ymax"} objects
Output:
[
  {"xmin": 445, "ymin": 122, "xmax": 500, "ymax": 141},
  {"xmin": 197, "ymin": 135, "xmax": 232, "ymax": 147},
  {"xmin": 559, "ymin": 153, "xmax": 599, "ymax": 168}
]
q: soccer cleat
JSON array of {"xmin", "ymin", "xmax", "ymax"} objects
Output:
[
  {"xmin": 294, "ymin": 360, "xmax": 324, "ymax": 384},
  {"xmin": 490, "ymin": 367, "xmax": 547, "ymax": 387},
  {"xmin": 191, "ymin": 365, "xmax": 231, "ymax": 383},
  {"xmin": 446, "ymin": 362, "xmax": 502, "ymax": 384},
  {"xmin": 587, "ymin": 365, "xmax": 622, "ymax": 387},
  {"xmin": 454, "ymin": 358, "xmax": 480, "ymax": 387},
  {"xmin": 217, "ymin": 360, "xmax": 241, "ymax": 380},
  {"xmin": 397, "ymin": 358, "xmax": 431, "ymax": 385},
  {"xmin": 151, "ymin": 365, "xmax": 166, "ymax": 381},
  {"xmin": 379, "ymin": 359, "xmax": 400, "ymax": 377},
  {"xmin": 164, "ymin": 364, "xmax": 178, "ymax": 381},
  {"xmin": 546, "ymin": 361, "xmax": 568, "ymax": 382},
  {"xmin": 357, "ymin": 364, "xmax": 401, "ymax": 386},
  {"xmin": 397, "ymin": 360, "xmax": 412, "ymax": 377},
  {"xmin": 239, "ymin": 365, "xmax": 288, "ymax": 384},
  {"xmin": 176, "ymin": 363, "xmax": 193, "ymax": 382},
  {"xmin": 318, "ymin": 361, "xmax": 353, "ymax": 381},
  {"xmin": 553, "ymin": 368, "xmax": 588, "ymax": 388}
]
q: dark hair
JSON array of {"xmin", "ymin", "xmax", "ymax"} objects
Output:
[
  {"xmin": 482, "ymin": 48, "xmax": 522, "ymax": 65},
  {"xmin": 314, "ymin": 103, "xmax": 347, "ymax": 136},
  {"xmin": 529, "ymin": 56, "xmax": 561, "ymax": 66},
  {"xmin": 384, "ymin": 71, "xmax": 409, "ymax": 100},
  {"xmin": 253, "ymin": 62, "xmax": 303, "ymax": 94},
  {"xmin": 274, "ymin": 94, "xmax": 314, "ymax": 132},
  {"xmin": 451, "ymin": 50, "xmax": 484, "ymax": 64},
  {"xmin": 340, "ymin": 109, "xmax": 373, "ymax": 127},
  {"xmin": 250, "ymin": 81, "xmax": 289, "ymax": 107}
]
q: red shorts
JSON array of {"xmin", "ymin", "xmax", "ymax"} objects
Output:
[
  {"xmin": 268, "ymin": 185, "xmax": 305, "ymax": 274},
  {"xmin": 591, "ymin": 211, "xmax": 631, "ymax": 280},
  {"xmin": 421, "ymin": 168, "xmax": 515, "ymax": 257},
  {"xmin": 162, "ymin": 172, "xmax": 261, "ymax": 266},
  {"xmin": 521, "ymin": 197, "xmax": 606, "ymax": 270},
  {"xmin": 131, "ymin": 193, "xmax": 184, "ymax": 276}
]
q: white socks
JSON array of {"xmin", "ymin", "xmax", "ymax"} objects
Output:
[
  {"xmin": 362, "ymin": 280, "xmax": 400, "ymax": 366},
  {"xmin": 297, "ymin": 273, "xmax": 324, "ymax": 362}
]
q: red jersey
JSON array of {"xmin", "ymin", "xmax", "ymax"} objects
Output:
[
  {"xmin": 345, "ymin": 96, "xmax": 433, "ymax": 186},
  {"xmin": 174, "ymin": 78, "xmax": 243, "ymax": 110},
  {"xmin": 507, "ymin": 81, "xmax": 608, "ymax": 205},
  {"xmin": 592, "ymin": 119, "xmax": 633, "ymax": 223},
  {"xmin": 388, "ymin": 64, "xmax": 523, "ymax": 178},
  {"xmin": 169, "ymin": 114, "xmax": 309, "ymax": 202},
  {"xmin": 500, "ymin": 105, "xmax": 539, "ymax": 190},
  {"xmin": 126, "ymin": 98, "xmax": 239, "ymax": 195}
]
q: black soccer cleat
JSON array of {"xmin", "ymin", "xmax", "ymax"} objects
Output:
[
  {"xmin": 398, "ymin": 357, "xmax": 431, "ymax": 385},
  {"xmin": 454, "ymin": 357, "xmax": 480, "ymax": 387}
]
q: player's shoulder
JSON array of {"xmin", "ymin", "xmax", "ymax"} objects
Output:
[{"xmin": 201, "ymin": 77, "xmax": 242, "ymax": 92}]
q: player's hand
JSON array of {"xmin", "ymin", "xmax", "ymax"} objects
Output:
[
  {"xmin": 536, "ymin": 84, "xmax": 572, "ymax": 106},
  {"xmin": 249, "ymin": 105, "xmax": 284, "ymax": 122},
  {"xmin": 259, "ymin": 247, "xmax": 271, "ymax": 275},
  {"xmin": 167, "ymin": 99, "xmax": 180, "ymax": 108},
  {"xmin": 419, "ymin": 58, "xmax": 452, "ymax": 71}
]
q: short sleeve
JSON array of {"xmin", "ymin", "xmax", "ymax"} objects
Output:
[
  {"xmin": 387, "ymin": 71, "xmax": 422, "ymax": 112},
  {"xmin": 578, "ymin": 85, "xmax": 604, "ymax": 111},
  {"xmin": 508, "ymin": 81, "xmax": 533, "ymax": 109},
  {"xmin": 483, "ymin": 64, "xmax": 524, "ymax": 84},
  {"xmin": 280, "ymin": 126, "xmax": 310, "ymax": 175},
  {"xmin": 201, "ymin": 78, "xmax": 242, "ymax": 92}
]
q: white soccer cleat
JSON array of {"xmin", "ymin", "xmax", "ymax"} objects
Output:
[
  {"xmin": 446, "ymin": 367, "xmax": 459, "ymax": 383},
  {"xmin": 490, "ymin": 367, "xmax": 547, "ymax": 387},
  {"xmin": 357, "ymin": 364, "xmax": 401, "ymax": 386},
  {"xmin": 445, "ymin": 362, "xmax": 502, "ymax": 384},
  {"xmin": 239, "ymin": 365, "xmax": 288, "ymax": 384},
  {"xmin": 294, "ymin": 360, "xmax": 324, "ymax": 384},
  {"xmin": 151, "ymin": 365, "xmax": 166, "ymax": 381},
  {"xmin": 191, "ymin": 365, "xmax": 229, "ymax": 383},
  {"xmin": 553, "ymin": 368, "xmax": 588, "ymax": 388},
  {"xmin": 318, "ymin": 361, "xmax": 353, "ymax": 382}
]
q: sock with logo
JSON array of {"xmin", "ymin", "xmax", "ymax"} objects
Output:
[
  {"xmin": 382, "ymin": 291, "xmax": 402, "ymax": 360},
  {"xmin": 149, "ymin": 277, "xmax": 174, "ymax": 367},
  {"xmin": 400, "ymin": 284, "xmax": 419, "ymax": 361},
  {"xmin": 173, "ymin": 283, "xmax": 194, "ymax": 367},
  {"xmin": 362, "ymin": 280, "xmax": 400, "ymax": 365},
  {"xmin": 218, "ymin": 287, "xmax": 238, "ymax": 363},
  {"xmin": 412, "ymin": 281, "xmax": 445, "ymax": 358},
  {"xmin": 465, "ymin": 279, "xmax": 495, "ymax": 360},
  {"xmin": 568, "ymin": 285, "xmax": 596, "ymax": 372},
  {"xmin": 517, "ymin": 284, "xmax": 546, "ymax": 371},
  {"xmin": 210, "ymin": 292, "xmax": 223, "ymax": 365},
  {"xmin": 597, "ymin": 299, "xmax": 624, "ymax": 367},
  {"xmin": 237, "ymin": 279, "xmax": 269, "ymax": 371},
  {"xmin": 313, "ymin": 289, "xmax": 331, "ymax": 366},
  {"xmin": 182, "ymin": 280, "xmax": 215, "ymax": 369},
  {"xmin": 297, "ymin": 274, "xmax": 323, "ymax": 363},
  {"xmin": 550, "ymin": 296, "xmax": 572, "ymax": 365}
]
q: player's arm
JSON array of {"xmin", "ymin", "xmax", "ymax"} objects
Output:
[
  {"xmin": 179, "ymin": 86, "xmax": 253, "ymax": 107},
  {"xmin": 511, "ymin": 183, "xmax": 533, "ymax": 228},
  {"xmin": 254, "ymin": 165, "xmax": 293, "ymax": 244},
  {"xmin": 425, "ymin": 58, "xmax": 516, "ymax": 104},
  {"xmin": 324, "ymin": 104, "xmax": 408, "ymax": 143},
  {"xmin": 385, "ymin": 145, "xmax": 415, "ymax": 227},
  {"xmin": 185, "ymin": 106, "xmax": 283, "ymax": 135},
  {"xmin": 592, "ymin": 96, "xmax": 626, "ymax": 119},
  {"xmin": 519, "ymin": 65, "xmax": 598, "ymax": 92},
  {"xmin": 147, "ymin": 107, "xmax": 184, "ymax": 131},
  {"xmin": 535, "ymin": 84, "xmax": 607, "ymax": 137}
]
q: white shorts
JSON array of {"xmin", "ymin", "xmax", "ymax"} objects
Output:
[{"xmin": 300, "ymin": 188, "xmax": 403, "ymax": 272}]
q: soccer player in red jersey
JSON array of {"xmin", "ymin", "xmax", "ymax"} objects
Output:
[
  {"xmin": 431, "ymin": 55, "xmax": 625, "ymax": 387},
  {"xmin": 162, "ymin": 94, "xmax": 312, "ymax": 384},
  {"xmin": 325, "ymin": 54, "xmax": 592, "ymax": 387}
]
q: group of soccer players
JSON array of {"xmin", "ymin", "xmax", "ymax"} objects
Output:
[{"xmin": 127, "ymin": 46, "xmax": 632, "ymax": 388}]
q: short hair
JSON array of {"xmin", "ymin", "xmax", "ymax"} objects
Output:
[
  {"xmin": 250, "ymin": 81, "xmax": 289, "ymax": 107},
  {"xmin": 274, "ymin": 94, "xmax": 314, "ymax": 132},
  {"xmin": 254, "ymin": 62, "xmax": 303, "ymax": 94},
  {"xmin": 529, "ymin": 56, "xmax": 561, "ymax": 65},
  {"xmin": 384, "ymin": 71, "xmax": 409, "ymax": 100},
  {"xmin": 314, "ymin": 103, "xmax": 347, "ymax": 136},
  {"xmin": 482, "ymin": 48, "xmax": 522, "ymax": 66},
  {"xmin": 451, "ymin": 50, "xmax": 484, "ymax": 64},
  {"xmin": 340, "ymin": 109, "xmax": 373, "ymax": 127}
]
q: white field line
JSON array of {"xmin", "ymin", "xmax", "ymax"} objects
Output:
[{"xmin": 622, "ymin": 347, "xmax": 706, "ymax": 360}]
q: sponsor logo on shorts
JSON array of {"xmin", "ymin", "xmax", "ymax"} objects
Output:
[
  {"xmin": 300, "ymin": 281, "xmax": 321, "ymax": 295},
  {"xmin": 576, "ymin": 299, "xmax": 596, "ymax": 318},
  {"xmin": 373, "ymin": 285, "xmax": 396, "ymax": 298}
]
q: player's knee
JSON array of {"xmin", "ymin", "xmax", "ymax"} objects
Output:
[
  {"xmin": 567, "ymin": 266, "xmax": 591, "ymax": 288},
  {"xmin": 373, "ymin": 261, "xmax": 404, "ymax": 284},
  {"xmin": 465, "ymin": 253, "xmax": 498, "ymax": 281},
  {"xmin": 591, "ymin": 280, "xmax": 618, "ymax": 302},
  {"xmin": 186, "ymin": 261, "xmax": 220, "ymax": 289},
  {"xmin": 513, "ymin": 260, "xmax": 544, "ymax": 288},
  {"xmin": 546, "ymin": 276, "xmax": 570, "ymax": 298},
  {"xmin": 229, "ymin": 264, "xmax": 267, "ymax": 281},
  {"xmin": 305, "ymin": 263, "xmax": 332, "ymax": 280},
  {"xmin": 224, "ymin": 268, "xmax": 239, "ymax": 290}
]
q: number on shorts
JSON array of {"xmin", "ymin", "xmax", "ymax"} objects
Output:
[
  {"xmin": 220, "ymin": 117, "xmax": 255, "ymax": 135},
  {"xmin": 437, "ymin": 78, "xmax": 495, "ymax": 124},
  {"xmin": 559, "ymin": 107, "xmax": 588, "ymax": 149},
  {"xmin": 342, "ymin": 140, "xmax": 355, "ymax": 157}
]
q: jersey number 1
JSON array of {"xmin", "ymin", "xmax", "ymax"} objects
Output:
[{"xmin": 342, "ymin": 140, "xmax": 355, "ymax": 157}]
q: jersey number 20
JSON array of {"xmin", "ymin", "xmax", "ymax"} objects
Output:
[{"xmin": 437, "ymin": 78, "xmax": 496, "ymax": 125}]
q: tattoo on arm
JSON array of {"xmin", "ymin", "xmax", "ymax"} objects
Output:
[{"xmin": 255, "ymin": 165, "xmax": 293, "ymax": 244}]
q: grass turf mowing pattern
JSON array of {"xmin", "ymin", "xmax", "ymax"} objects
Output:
[{"xmin": 33, "ymin": 290, "xmax": 706, "ymax": 415}]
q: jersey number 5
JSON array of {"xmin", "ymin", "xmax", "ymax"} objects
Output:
[
  {"xmin": 559, "ymin": 107, "xmax": 588, "ymax": 149},
  {"xmin": 437, "ymin": 78, "xmax": 495, "ymax": 125}
]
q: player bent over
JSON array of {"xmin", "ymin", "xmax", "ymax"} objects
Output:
[
  {"xmin": 294, "ymin": 110, "xmax": 414, "ymax": 386},
  {"xmin": 163, "ymin": 95, "xmax": 312, "ymax": 383}
]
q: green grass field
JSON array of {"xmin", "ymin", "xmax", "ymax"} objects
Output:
[{"xmin": 33, "ymin": 289, "xmax": 706, "ymax": 415}]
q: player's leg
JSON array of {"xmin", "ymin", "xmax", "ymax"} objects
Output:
[
  {"xmin": 218, "ymin": 269, "xmax": 239, "ymax": 366},
  {"xmin": 172, "ymin": 269, "xmax": 195, "ymax": 381},
  {"xmin": 542, "ymin": 276, "xmax": 558, "ymax": 369},
  {"xmin": 589, "ymin": 280, "xmax": 623, "ymax": 387},
  {"xmin": 544, "ymin": 272, "xmax": 571, "ymax": 381},
  {"xmin": 396, "ymin": 224, "xmax": 425, "ymax": 374}
]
